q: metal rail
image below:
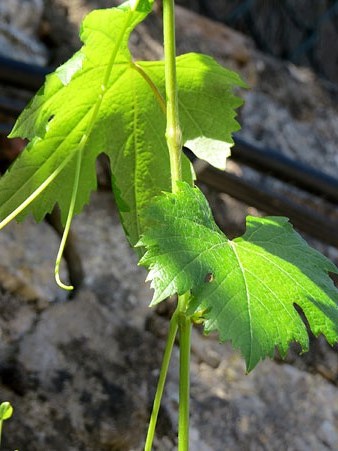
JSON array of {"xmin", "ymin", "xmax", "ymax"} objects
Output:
[
  {"xmin": 0, "ymin": 55, "xmax": 49, "ymax": 91},
  {"xmin": 231, "ymin": 137, "xmax": 338, "ymax": 205},
  {"xmin": 197, "ymin": 165, "xmax": 338, "ymax": 248}
]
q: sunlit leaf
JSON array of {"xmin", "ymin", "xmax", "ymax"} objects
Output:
[{"xmin": 139, "ymin": 183, "xmax": 338, "ymax": 371}]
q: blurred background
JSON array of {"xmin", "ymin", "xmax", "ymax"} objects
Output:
[{"xmin": 177, "ymin": 0, "xmax": 338, "ymax": 85}]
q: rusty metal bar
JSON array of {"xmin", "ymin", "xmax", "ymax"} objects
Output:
[
  {"xmin": 0, "ymin": 55, "xmax": 49, "ymax": 91},
  {"xmin": 231, "ymin": 137, "xmax": 338, "ymax": 205},
  {"xmin": 197, "ymin": 164, "xmax": 338, "ymax": 248}
]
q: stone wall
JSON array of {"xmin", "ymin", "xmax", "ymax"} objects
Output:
[{"xmin": 176, "ymin": 0, "xmax": 338, "ymax": 85}]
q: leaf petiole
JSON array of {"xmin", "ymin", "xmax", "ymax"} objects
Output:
[
  {"xmin": 144, "ymin": 291, "xmax": 192, "ymax": 451},
  {"xmin": 133, "ymin": 63, "xmax": 166, "ymax": 113},
  {"xmin": 178, "ymin": 292, "xmax": 192, "ymax": 451},
  {"xmin": 144, "ymin": 307, "xmax": 179, "ymax": 451}
]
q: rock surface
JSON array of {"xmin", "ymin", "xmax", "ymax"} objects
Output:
[
  {"xmin": 1, "ymin": 193, "xmax": 338, "ymax": 450},
  {"xmin": 0, "ymin": 0, "xmax": 48, "ymax": 65},
  {"xmin": 0, "ymin": 1, "xmax": 338, "ymax": 451},
  {"xmin": 176, "ymin": 0, "xmax": 338, "ymax": 85}
]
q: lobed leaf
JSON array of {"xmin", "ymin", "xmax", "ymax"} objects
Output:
[
  {"xmin": 139, "ymin": 183, "xmax": 338, "ymax": 371},
  {"xmin": 0, "ymin": 0, "xmax": 244, "ymax": 247},
  {"xmin": 1, "ymin": 1, "xmax": 155, "ymax": 231}
]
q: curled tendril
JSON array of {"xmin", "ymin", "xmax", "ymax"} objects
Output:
[
  {"xmin": 54, "ymin": 134, "xmax": 85, "ymax": 290},
  {"xmin": 0, "ymin": 140, "xmax": 81, "ymax": 292}
]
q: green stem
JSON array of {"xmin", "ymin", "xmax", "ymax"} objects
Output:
[
  {"xmin": 178, "ymin": 294, "xmax": 192, "ymax": 451},
  {"xmin": 144, "ymin": 310, "xmax": 179, "ymax": 451},
  {"xmin": 163, "ymin": 0, "xmax": 182, "ymax": 193},
  {"xmin": 144, "ymin": 1, "xmax": 191, "ymax": 448},
  {"xmin": 163, "ymin": 2, "xmax": 192, "ymax": 449}
]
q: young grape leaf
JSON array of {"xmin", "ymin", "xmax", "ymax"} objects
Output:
[
  {"xmin": 0, "ymin": 0, "xmax": 244, "ymax": 246},
  {"xmin": 139, "ymin": 183, "xmax": 338, "ymax": 371},
  {"xmin": 0, "ymin": 0, "xmax": 158, "ymax": 241}
]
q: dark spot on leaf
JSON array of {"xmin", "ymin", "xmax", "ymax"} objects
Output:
[{"xmin": 204, "ymin": 272, "xmax": 214, "ymax": 283}]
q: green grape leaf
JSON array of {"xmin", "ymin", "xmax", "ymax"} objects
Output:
[
  {"xmin": 0, "ymin": 0, "xmax": 244, "ymax": 246},
  {"xmin": 1, "ymin": 0, "xmax": 157, "ymax": 239},
  {"xmin": 139, "ymin": 183, "xmax": 338, "ymax": 371}
]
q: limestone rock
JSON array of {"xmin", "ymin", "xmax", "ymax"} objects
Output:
[
  {"xmin": 176, "ymin": 0, "xmax": 338, "ymax": 85},
  {"xmin": 0, "ymin": 194, "xmax": 158, "ymax": 450},
  {"xmin": 0, "ymin": 0, "xmax": 48, "ymax": 65}
]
